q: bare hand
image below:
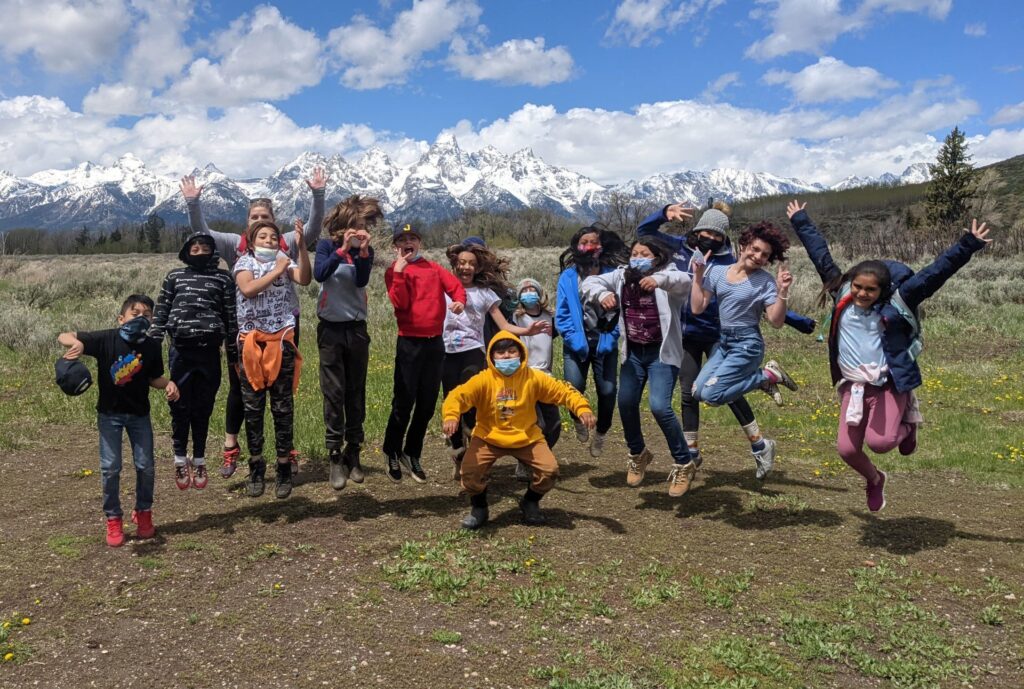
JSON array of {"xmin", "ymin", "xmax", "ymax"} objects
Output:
[
  {"xmin": 579, "ymin": 412, "xmax": 596, "ymax": 430},
  {"xmin": 393, "ymin": 247, "xmax": 409, "ymax": 272},
  {"xmin": 342, "ymin": 228, "xmax": 358, "ymax": 248},
  {"xmin": 786, "ymin": 200, "xmax": 806, "ymax": 219},
  {"xmin": 665, "ymin": 203, "xmax": 694, "ymax": 223},
  {"xmin": 293, "ymin": 218, "xmax": 305, "ymax": 246},
  {"xmin": 442, "ymin": 419, "xmax": 459, "ymax": 437},
  {"xmin": 776, "ymin": 262, "xmax": 793, "ymax": 291},
  {"xmin": 600, "ymin": 293, "xmax": 618, "ymax": 310},
  {"xmin": 305, "ymin": 167, "xmax": 327, "ymax": 191},
  {"xmin": 449, "ymin": 301, "xmax": 465, "ymax": 315},
  {"xmin": 967, "ymin": 219, "xmax": 992, "ymax": 244},
  {"xmin": 165, "ymin": 381, "xmax": 180, "ymax": 402},
  {"xmin": 638, "ymin": 276, "xmax": 658, "ymax": 292},
  {"xmin": 180, "ymin": 175, "xmax": 203, "ymax": 201},
  {"xmin": 355, "ymin": 229, "xmax": 372, "ymax": 258},
  {"xmin": 275, "ymin": 254, "xmax": 291, "ymax": 275},
  {"xmin": 526, "ymin": 319, "xmax": 551, "ymax": 336},
  {"xmin": 63, "ymin": 340, "xmax": 84, "ymax": 360}
]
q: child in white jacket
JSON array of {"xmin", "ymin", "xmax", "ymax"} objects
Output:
[{"xmin": 582, "ymin": 238, "xmax": 694, "ymax": 497}]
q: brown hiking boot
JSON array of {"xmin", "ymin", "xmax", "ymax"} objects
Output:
[
  {"xmin": 667, "ymin": 462, "xmax": 697, "ymax": 498},
  {"xmin": 625, "ymin": 448, "xmax": 653, "ymax": 487}
]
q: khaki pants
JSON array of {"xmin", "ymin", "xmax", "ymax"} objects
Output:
[{"xmin": 460, "ymin": 436, "xmax": 559, "ymax": 496}]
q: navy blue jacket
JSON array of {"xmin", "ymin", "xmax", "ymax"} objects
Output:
[
  {"xmin": 637, "ymin": 207, "xmax": 816, "ymax": 342},
  {"xmin": 790, "ymin": 209, "xmax": 988, "ymax": 392}
]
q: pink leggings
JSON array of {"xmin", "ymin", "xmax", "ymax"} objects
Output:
[{"xmin": 836, "ymin": 382, "xmax": 914, "ymax": 482}]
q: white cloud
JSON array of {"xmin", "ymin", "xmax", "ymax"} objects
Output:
[
  {"xmin": 82, "ymin": 84, "xmax": 154, "ymax": 117},
  {"xmin": 964, "ymin": 22, "xmax": 986, "ymax": 37},
  {"xmin": 166, "ymin": 5, "xmax": 324, "ymax": 108},
  {"xmin": 990, "ymin": 101, "xmax": 1024, "ymax": 126},
  {"xmin": 327, "ymin": 0, "xmax": 482, "ymax": 89},
  {"xmin": 122, "ymin": 0, "xmax": 194, "ymax": 88},
  {"xmin": 447, "ymin": 37, "xmax": 574, "ymax": 86},
  {"xmin": 763, "ymin": 57, "xmax": 898, "ymax": 103},
  {"xmin": 0, "ymin": 0, "xmax": 133, "ymax": 73},
  {"xmin": 701, "ymin": 72, "xmax": 741, "ymax": 101},
  {"xmin": 746, "ymin": 0, "xmax": 951, "ymax": 60},
  {"xmin": 605, "ymin": 0, "xmax": 723, "ymax": 47}
]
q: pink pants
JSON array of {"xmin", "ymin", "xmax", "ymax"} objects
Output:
[{"xmin": 836, "ymin": 381, "xmax": 914, "ymax": 482}]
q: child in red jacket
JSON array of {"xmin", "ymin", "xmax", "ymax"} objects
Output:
[{"xmin": 383, "ymin": 224, "xmax": 466, "ymax": 483}]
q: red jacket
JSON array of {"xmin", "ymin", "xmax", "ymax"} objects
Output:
[{"xmin": 385, "ymin": 260, "xmax": 466, "ymax": 337}]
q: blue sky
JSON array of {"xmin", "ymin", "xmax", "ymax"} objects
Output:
[{"xmin": 0, "ymin": 0, "xmax": 1022, "ymax": 185}]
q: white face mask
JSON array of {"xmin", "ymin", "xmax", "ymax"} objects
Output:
[{"xmin": 254, "ymin": 247, "xmax": 278, "ymax": 263}]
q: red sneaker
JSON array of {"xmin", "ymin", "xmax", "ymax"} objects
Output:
[
  {"xmin": 106, "ymin": 517, "xmax": 125, "ymax": 547},
  {"xmin": 192, "ymin": 462, "xmax": 208, "ymax": 490},
  {"xmin": 288, "ymin": 449, "xmax": 300, "ymax": 476},
  {"xmin": 174, "ymin": 463, "xmax": 192, "ymax": 490},
  {"xmin": 131, "ymin": 509, "xmax": 155, "ymax": 539},
  {"xmin": 221, "ymin": 445, "xmax": 240, "ymax": 478}
]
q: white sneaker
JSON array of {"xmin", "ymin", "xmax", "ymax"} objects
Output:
[
  {"xmin": 514, "ymin": 461, "xmax": 532, "ymax": 482},
  {"xmin": 589, "ymin": 431, "xmax": 606, "ymax": 458},
  {"xmin": 573, "ymin": 419, "xmax": 590, "ymax": 444},
  {"xmin": 753, "ymin": 438, "xmax": 776, "ymax": 480}
]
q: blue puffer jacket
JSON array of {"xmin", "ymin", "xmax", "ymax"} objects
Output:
[
  {"xmin": 555, "ymin": 265, "xmax": 619, "ymax": 358},
  {"xmin": 790, "ymin": 209, "xmax": 988, "ymax": 393},
  {"xmin": 637, "ymin": 206, "xmax": 816, "ymax": 341}
]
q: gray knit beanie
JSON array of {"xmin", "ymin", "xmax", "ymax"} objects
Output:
[
  {"xmin": 517, "ymin": 277, "xmax": 544, "ymax": 297},
  {"xmin": 692, "ymin": 209, "xmax": 730, "ymax": 236}
]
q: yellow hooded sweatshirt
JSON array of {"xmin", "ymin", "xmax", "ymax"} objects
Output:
[{"xmin": 442, "ymin": 331, "xmax": 593, "ymax": 449}]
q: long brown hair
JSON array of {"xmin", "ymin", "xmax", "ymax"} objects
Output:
[
  {"xmin": 324, "ymin": 194, "xmax": 384, "ymax": 243},
  {"xmin": 246, "ymin": 220, "xmax": 281, "ymax": 253},
  {"xmin": 446, "ymin": 243, "xmax": 511, "ymax": 293}
]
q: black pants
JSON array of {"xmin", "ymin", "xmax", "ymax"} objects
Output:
[
  {"xmin": 536, "ymin": 402, "xmax": 562, "ymax": 449},
  {"xmin": 383, "ymin": 335, "xmax": 445, "ymax": 459},
  {"xmin": 240, "ymin": 340, "xmax": 297, "ymax": 459},
  {"xmin": 225, "ymin": 317, "xmax": 300, "ymax": 439},
  {"xmin": 441, "ymin": 348, "xmax": 487, "ymax": 450},
  {"xmin": 169, "ymin": 344, "xmax": 222, "ymax": 458},
  {"xmin": 317, "ymin": 319, "xmax": 370, "ymax": 450},
  {"xmin": 679, "ymin": 338, "xmax": 755, "ymax": 431}
]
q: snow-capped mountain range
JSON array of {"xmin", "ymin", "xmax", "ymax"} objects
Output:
[{"xmin": 0, "ymin": 134, "xmax": 931, "ymax": 231}]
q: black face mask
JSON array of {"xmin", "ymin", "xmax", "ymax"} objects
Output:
[
  {"xmin": 184, "ymin": 252, "xmax": 212, "ymax": 269},
  {"xmin": 696, "ymin": 236, "xmax": 725, "ymax": 254}
]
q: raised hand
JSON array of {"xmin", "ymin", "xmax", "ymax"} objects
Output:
[
  {"xmin": 665, "ymin": 203, "xmax": 694, "ymax": 223},
  {"xmin": 305, "ymin": 166, "xmax": 327, "ymax": 191},
  {"xmin": 393, "ymin": 246, "xmax": 409, "ymax": 272},
  {"xmin": 776, "ymin": 262, "xmax": 793, "ymax": 293},
  {"xmin": 274, "ymin": 254, "xmax": 291, "ymax": 274},
  {"xmin": 293, "ymin": 218, "xmax": 305, "ymax": 246},
  {"xmin": 786, "ymin": 200, "xmax": 806, "ymax": 219},
  {"xmin": 691, "ymin": 249, "xmax": 711, "ymax": 280},
  {"xmin": 968, "ymin": 219, "xmax": 993, "ymax": 244},
  {"xmin": 638, "ymin": 276, "xmax": 658, "ymax": 292},
  {"xmin": 342, "ymin": 228, "xmax": 358, "ymax": 249},
  {"xmin": 355, "ymin": 229, "xmax": 372, "ymax": 258},
  {"xmin": 600, "ymin": 293, "xmax": 618, "ymax": 310},
  {"xmin": 180, "ymin": 175, "xmax": 203, "ymax": 201}
]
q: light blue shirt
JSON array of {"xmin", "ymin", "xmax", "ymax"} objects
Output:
[
  {"xmin": 837, "ymin": 305, "xmax": 888, "ymax": 385},
  {"xmin": 702, "ymin": 264, "xmax": 777, "ymax": 328}
]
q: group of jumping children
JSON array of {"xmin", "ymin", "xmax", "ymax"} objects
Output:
[{"xmin": 56, "ymin": 168, "xmax": 994, "ymax": 545}]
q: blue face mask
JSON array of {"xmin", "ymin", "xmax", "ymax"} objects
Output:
[
  {"xmin": 494, "ymin": 357, "xmax": 521, "ymax": 376},
  {"xmin": 519, "ymin": 292, "xmax": 540, "ymax": 308},
  {"xmin": 119, "ymin": 316, "xmax": 150, "ymax": 344},
  {"xmin": 408, "ymin": 252, "xmax": 423, "ymax": 262},
  {"xmin": 629, "ymin": 257, "xmax": 654, "ymax": 273}
]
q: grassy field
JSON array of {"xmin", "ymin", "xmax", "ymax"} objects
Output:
[{"xmin": 0, "ymin": 243, "xmax": 1022, "ymax": 688}]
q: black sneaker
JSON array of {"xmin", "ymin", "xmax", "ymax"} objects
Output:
[
  {"xmin": 386, "ymin": 452, "xmax": 403, "ymax": 482},
  {"xmin": 400, "ymin": 454, "xmax": 427, "ymax": 483},
  {"xmin": 519, "ymin": 497, "xmax": 547, "ymax": 526},
  {"xmin": 329, "ymin": 449, "xmax": 349, "ymax": 491},
  {"xmin": 343, "ymin": 443, "xmax": 364, "ymax": 483},
  {"xmin": 247, "ymin": 459, "xmax": 265, "ymax": 498},
  {"xmin": 460, "ymin": 506, "xmax": 489, "ymax": 530},
  {"xmin": 275, "ymin": 461, "xmax": 293, "ymax": 499}
]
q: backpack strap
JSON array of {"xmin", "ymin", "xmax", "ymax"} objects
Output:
[{"xmin": 889, "ymin": 288, "xmax": 924, "ymax": 360}]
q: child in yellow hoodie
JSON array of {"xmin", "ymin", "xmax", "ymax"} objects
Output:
[{"xmin": 442, "ymin": 331, "xmax": 595, "ymax": 529}]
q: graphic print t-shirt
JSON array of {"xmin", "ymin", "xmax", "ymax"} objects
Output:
[
  {"xmin": 443, "ymin": 286, "xmax": 500, "ymax": 354},
  {"xmin": 79, "ymin": 328, "xmax": 164, "ymax": 416},
  {"xmin": 234, "ymin": 252, "xmax": 299, "ymax": 334}
]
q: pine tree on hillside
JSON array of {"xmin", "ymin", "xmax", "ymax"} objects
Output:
[
  {"xmin": 926, "ymin": 126, "xmax": 977, "ymax": 229},
  {"xmin": 75, "ymin": 225, "xmax": 90, "ymax": 251}
]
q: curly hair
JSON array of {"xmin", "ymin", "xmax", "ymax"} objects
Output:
[
  {"xmin": 446, "ymin": 243, "xmax": 512, "ymax": 293},
  {"xmin": 737, "ymin": 221, "xmax": 789, "ymax": 264},
  {"xmin": 558, "ymin": 223, "xmax": 630, "ymax": 273},
  {"xmin": 324, "ymin": 194, "xmax": 384, "ymax": 243},
  {"xmin": 245, "ymin": 220, "xmax": 281, "ymax": 252}
]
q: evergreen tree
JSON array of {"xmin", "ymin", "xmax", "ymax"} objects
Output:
[
  {"xmin": 110, "ymin": 227, "xmax": 123, "ymax": 243},
  {"xmin": 926, "ymin": 126, "xmax": 977, "ymax": 228},
  {"xmin": 75, "ymin": 225, "xmax": 90, "ymax": 251},
  {"xmin": 143, "ymin": 213, "xmax": 165, "ymax": 252}
]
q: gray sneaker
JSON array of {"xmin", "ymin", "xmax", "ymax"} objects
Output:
[
  {"xmin": 589, "ymin": 431, "xmax": 607, "ymax": 458},
  {"xmin": 573, "ymin": 419, "xmax": 590, "ymax": 444},
  {"xmin": 759, "ymin": 380, "xmax": 784, "ymax": 406},
  {"xmin": 753, "ymin": 438, "xmax": 776, "ymax": 481},
  {"xmin": 515, "ymin": 461, "xmax": 532, "ymax": 482}
]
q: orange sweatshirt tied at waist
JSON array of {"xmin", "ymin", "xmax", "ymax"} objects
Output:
[{"xmin": 240, "ymin": 329, "xmax": 302, "ymax": 392}]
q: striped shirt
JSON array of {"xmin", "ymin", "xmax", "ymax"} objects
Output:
[{"xmin": 702, "ymin": 264, "xmax": 777, "ymax": 328}]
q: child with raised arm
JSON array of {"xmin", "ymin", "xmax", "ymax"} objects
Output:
[
  {"xmin": 178, "ymin": 169, "xmax": 325, "ymax": 478},
  {"xmin": 787, "ymin": 200, "xmax": 993, "ymax": 511},
  {"xmin": 313, "ymin": 195, "xmax": 380, "ymax": 490},
  {"xmin": 58, "ymin": 295, "xmax": 179, "ymax": 547},
  {"xmin": 383, "ymin": 224, "xmax": 466, "ymax": 484},
  {"xmin": 442, "ymin": 332, "xmax": 595, "ymax": 530},
  {"xmin": 582, "ymin": 238, "xmax": 696, "ymax": 496},
  {"xmin": 443, "ymin": 243, "xmax": 549, "ymax": 480},
  {"xmin": 234, "ymin": 220, "xmax": 311, "ymax": 500},
  {"xmin": 639, "ymin": 201, "xmax": 816, "ymax": 478}
]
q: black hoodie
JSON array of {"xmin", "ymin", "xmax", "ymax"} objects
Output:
[{"xmin": 148, "ymin": 233, "xmax": 239, "ymax": 362}]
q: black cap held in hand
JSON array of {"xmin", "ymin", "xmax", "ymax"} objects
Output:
[{"xmin": 55, "ymin": 358, "xmax": 93, "ymax": 396}]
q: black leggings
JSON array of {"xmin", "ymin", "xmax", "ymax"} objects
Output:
[
  {"xmin": 679, "ymin": 338, "xmax": 755, "ymax": 432},
  {"xmin": 441, "ymin": 348, "xmax": 487, "ymax": 450}
]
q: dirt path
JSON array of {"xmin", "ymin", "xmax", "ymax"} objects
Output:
[{"xmin": 1, "ymin": 428, "xmax": 1022, "ymax": 688}]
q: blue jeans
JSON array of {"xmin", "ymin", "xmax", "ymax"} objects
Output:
[
  {"xmin": 563, "ymin": 343, "xmax": 617, "ymax": 434},
  {"xmin": 692, "ymin": 327, "xmax": 767, "ymax": 406},
  {"xmin": 97, "ymin": 412, "xmax": 155, "ymax": 518},
  {"xmin": 618, "ymin": 342, "xmax": 690, "ymax": 463}
]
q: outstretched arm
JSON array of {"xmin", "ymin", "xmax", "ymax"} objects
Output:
[
  {"xmin": 180, "ymin": 175, "xmax": 241, "ymax": 261},
  {"xmin": 283, "ymin": 167, "xmax": 327, "ymax": 255},
  {"xmin": 635, "ymin": 203, "xmax": 692, "ymax": 251},
  {"xmin": 899, "ymin": 220, "xmax": 993, "ymax": 309},
  {"xmin": 787, "ymin": 200, "xmax": 843, "ymax": 288}
]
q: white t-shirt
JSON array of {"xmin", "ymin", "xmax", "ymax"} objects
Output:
[
  {"xmin": 444, "ymin": 285, "xmax": 500, "ymax": 354},
  {"xmin": 234, "ymin": 252, "xmax": 299, "ymax": 334},
  {"xmin": 516, "ymin": 311, "xmax": 554, "ymax": 373}
]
